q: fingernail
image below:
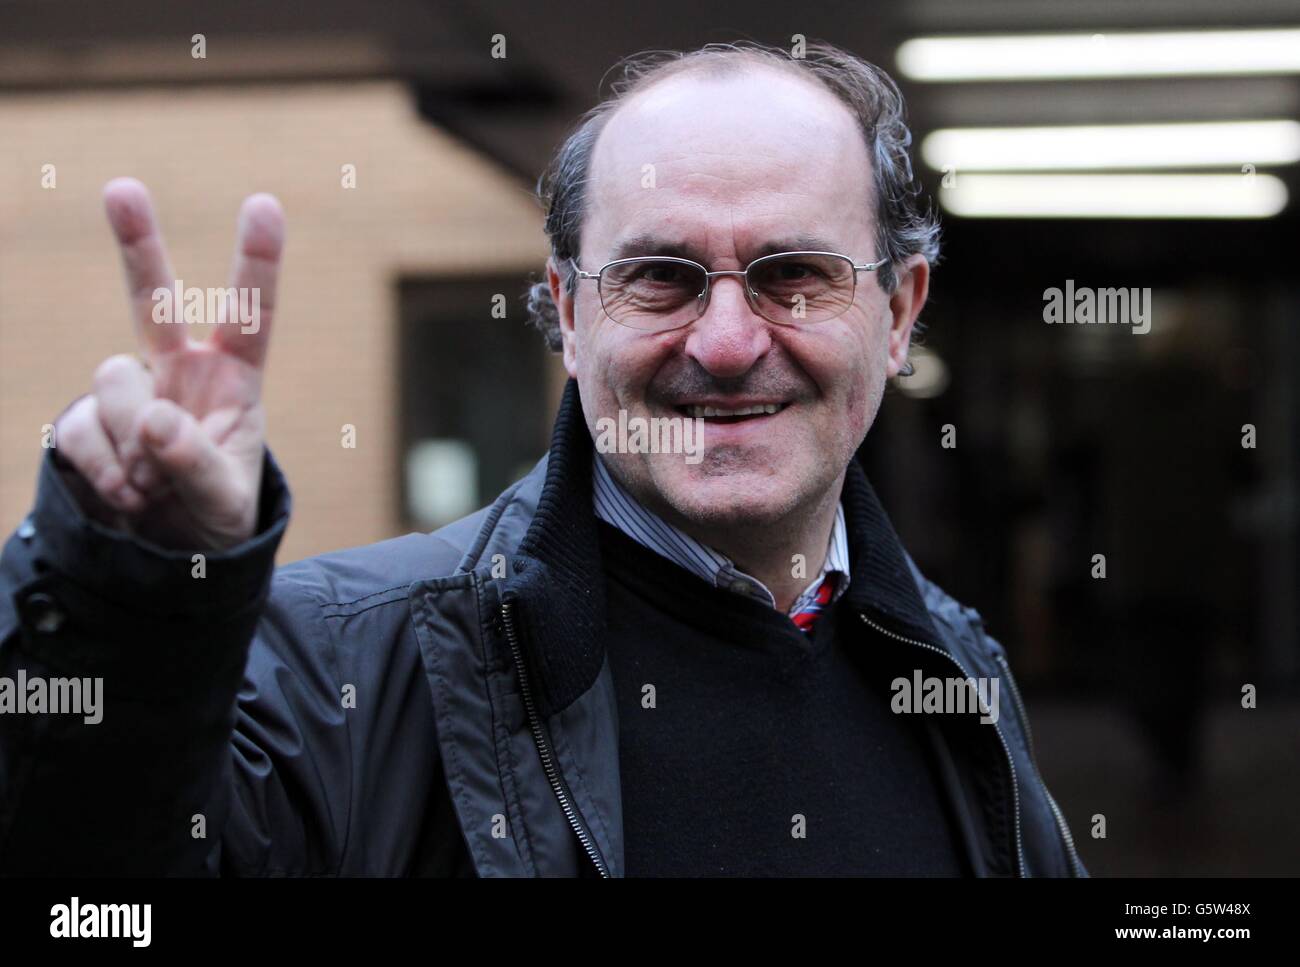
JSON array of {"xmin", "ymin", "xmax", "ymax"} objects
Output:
[
  {"xmin": 129, "ymin": 460, "xmax": 156, "ymax": 490},
  {"xmin": 114, "ymin": 485, "xmax": 143, "ymax": 512},
  {"xmin": 143, "ymin": 406, "xmax": 180, "ymax": 446},
  {"xmin": 99, "ymin": 465, "xmax": 125, "ymax": 493}
]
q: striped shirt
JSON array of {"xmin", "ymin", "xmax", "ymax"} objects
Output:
[{"xmin": 592, "ymin": 455, "xmax": 850, "ymax": 619}]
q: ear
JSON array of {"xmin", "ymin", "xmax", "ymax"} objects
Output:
[
  {"xmin": 885, "ymin": 253, "xmax": 930, "ymax": 378},
  {"xmin": 548, "ymin": 258, "xmax": 580, "ymax": 378}
]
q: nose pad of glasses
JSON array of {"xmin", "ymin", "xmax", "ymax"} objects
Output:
[{"xmin": 691, "ymin": 277, "xmax": 762, "ymax": 319}]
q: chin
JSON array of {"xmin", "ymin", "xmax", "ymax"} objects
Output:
[{"xmin": 652, "ymin": 458, "xmax": 807, "ymax": 529}]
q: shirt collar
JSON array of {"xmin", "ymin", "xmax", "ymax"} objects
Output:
[{"xmin": 591, "ymin": 454, "xmax": 850, "ymax": 615}]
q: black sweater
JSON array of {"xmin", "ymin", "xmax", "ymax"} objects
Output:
[{"xmin": 598, "ymin": 520, "xmax": 968, "ymax": 876}]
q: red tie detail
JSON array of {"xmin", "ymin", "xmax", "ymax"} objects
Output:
[{"xmin": 792, "ymin": 574, "xmax": 837, "ymax": 633}]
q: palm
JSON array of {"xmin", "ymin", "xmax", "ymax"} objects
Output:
[
  {"xmin": 132, "ymin": 344, "xmax": 267, "ymax": 547},
  {"xmin": 152, "ymin": 342, "xmax": 263, "ymax": 444}
]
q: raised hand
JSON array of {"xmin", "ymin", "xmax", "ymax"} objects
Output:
[{"xmin": 53, "ymin": 178, "xmax": 284, "ymax": 549}]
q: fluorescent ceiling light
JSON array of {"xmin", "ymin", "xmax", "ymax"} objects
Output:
[
  {"xmin": 898, "ymin": 29, "xmax": 1300, "ymax": 81},
  {"xmin": 939, "ymin": 173, "xmax": 1288, "ymax": 218},
  {"xmin": 922, "ymin": 120, "xmax": 1300, "ymax": 171}
]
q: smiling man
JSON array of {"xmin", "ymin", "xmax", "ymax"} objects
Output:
[
  {"xmin": 0, "ymin": 40, "xmax": 1083, "ymax": 877},
  {"xmin": 555, "ymin": 54, "xmax": 918, "ymax": 614}
]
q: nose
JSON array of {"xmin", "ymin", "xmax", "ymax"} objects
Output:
[{"xmin": 683, "ymin": 274, "xmax": 772, "ymax": 378}]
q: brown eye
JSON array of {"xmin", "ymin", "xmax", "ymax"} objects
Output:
[
  {"xmin": 639, "ymin": 263, "xmax": 692, "ymax": 285},
  {"xmin": 753, "ymin": 258, "xmax": 829, "ymax": 291},
  {"xmin": 773, "ymin": 263, "xmax": 815, "ymax": 282}
]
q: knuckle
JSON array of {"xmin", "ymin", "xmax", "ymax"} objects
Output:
[
  {"xmin": 92, "ymin": 353, "xmax": 141, "ymax": 392},
  {"xmin": 55, "ymin": 398, "xmax": 97, "ymax": 450}
]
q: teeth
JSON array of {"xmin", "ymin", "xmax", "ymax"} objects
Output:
[{"xmin": 686, "ymin": 403, "xmax": 783, "ymax": 418}]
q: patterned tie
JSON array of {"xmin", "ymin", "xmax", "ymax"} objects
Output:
[{"xmin": 792, "ymin": 574, "xmax": 837, "ymax": 633}]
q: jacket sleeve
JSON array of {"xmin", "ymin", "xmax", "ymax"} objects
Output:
[
  {"xmin": 0, "ymin": 447, "xmax": 290, "ymax": 875},
  {"xmin": 215, "ymin": 570, "xmax": 357, "ymax": 875}
]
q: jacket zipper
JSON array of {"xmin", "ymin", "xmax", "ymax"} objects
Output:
[
  {"xmin": 994, "ymin": 653, "xmax": 1085, "ymax": 877},
  {"xmin": 500, "ymin": 599, "xmax": 612, "ymax": 878},
  {"xmin": 859, "ymin": 611, "xmax": 1026, "ymax": 877}
]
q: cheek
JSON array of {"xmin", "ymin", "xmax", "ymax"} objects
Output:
[
  {"xmin": 825, "ymin": 328, "xmax": 885, "ymax": 442},
  {"xmin": 791, "ymin": 314, "xmax": 876, "ymax": 403},
  {"xmin": 579, "ymin": 329, "xmax": 673, "ymax": 410},
  {"xmin": 841, "ymin": 377, "xmax": 873, "ymax": 439}
]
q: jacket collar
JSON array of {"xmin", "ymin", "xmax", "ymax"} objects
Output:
[{"xmin": 501, "ymin": 378, "xmax": 945, "ymax": 718}]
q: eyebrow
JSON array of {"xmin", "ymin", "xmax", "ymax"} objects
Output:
[{"xmin": 606, "ymin": 232, "xmax": 845, "ymax": 265}]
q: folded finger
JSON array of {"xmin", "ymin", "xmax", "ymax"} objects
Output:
[
  {"xmin": 91, "ymin": 353, "xmax": 166, "ymax": 494},
  {"xmin": 56, "ymin": 395, "xmax": 146, "ymax": 514}
]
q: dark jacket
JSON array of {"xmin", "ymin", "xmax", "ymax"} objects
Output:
[{"xmin": 0, "ymin": 381, "xmax": 1085, "ymax": 877}]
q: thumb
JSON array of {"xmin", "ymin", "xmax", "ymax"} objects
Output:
[{"xmin": 137, "ymin": 399, "xmax": 245, "ymax": 522}]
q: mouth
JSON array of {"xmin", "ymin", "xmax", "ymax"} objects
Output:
[{"xmin": 674, "ymin": 401, "xmax": 790, "ymax": 424}]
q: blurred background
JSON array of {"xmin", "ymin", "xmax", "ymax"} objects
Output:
[{"xmin": 0, "ymin": 0, "xmax": 1296, "ymax": 875}]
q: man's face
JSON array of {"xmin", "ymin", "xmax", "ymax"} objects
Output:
[{"xmin": 553, "ymin": 65, "xmax": 925, "ymax": 532}]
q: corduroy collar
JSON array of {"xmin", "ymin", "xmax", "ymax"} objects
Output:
[{"xmin": 501, "ymin": 378, "xmax": 946, "ymax": 718}]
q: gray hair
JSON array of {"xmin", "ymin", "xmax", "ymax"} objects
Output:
[{"xmin": 524, "ymin": 39, "xmax": 940, "ymax": 351}]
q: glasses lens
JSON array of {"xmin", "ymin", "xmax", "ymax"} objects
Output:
[
  {"xmin": 600, "ymin": 259, "xmax": 707, "ymax": 330},
  {"xmin": 747, "ymin": 253, "xmax": 856, "ymax": 324}
]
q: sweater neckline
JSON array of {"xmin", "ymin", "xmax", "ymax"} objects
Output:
[{"xmin": 596, "ymin": 518, "xmax": 832, "ymax": 655}]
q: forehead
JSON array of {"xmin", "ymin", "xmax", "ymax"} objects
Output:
[{"xmin": 584, "ymin": 64, "xmax": 875, "ymax": 260}]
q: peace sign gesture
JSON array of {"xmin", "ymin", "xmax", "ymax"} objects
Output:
[{"xmin": 54, "ymin": 178, "xmax": 285, "ymax": 549}]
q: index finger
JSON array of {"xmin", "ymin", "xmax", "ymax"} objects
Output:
[
  {"xmin": 212, "ymin": 193, "xmax": 284, "ymax": 370},
  {"xmin": 102, "ymin": 178, "xmax": 184, "ymax": 356}
]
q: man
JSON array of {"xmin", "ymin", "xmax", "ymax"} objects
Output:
[{"xmin": 0, "ymin": 41, "xmax": 1083, "ymax": 876}]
